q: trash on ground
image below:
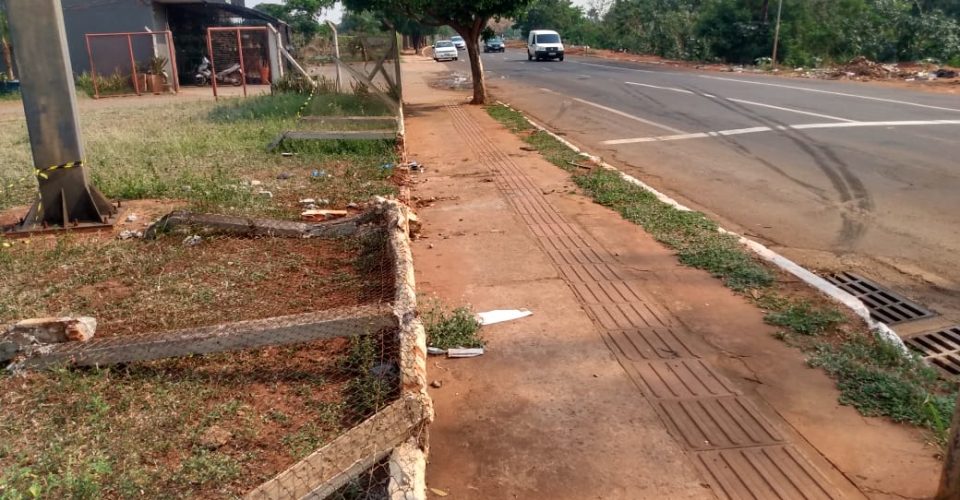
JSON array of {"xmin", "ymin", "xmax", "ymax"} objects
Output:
[
  {"xmin": 430, "ymin": 380, "xmax": 443, "ymax": 388},
  {"xmin": 477, "ymin": 309, "xmax": 532, "ymax": 325},
  {"xmin": 183, "ymin": 234, "xmax": 202, "ymax": 246},
  {"xmin": 430, "ymin": 488, "xmax": 449, "ymax": 497},
  {"xmin": 125, "ymin": 213, "xmax": 138, "ymax": 223},
  {"xmin": 281, "ymin": 152, "xmax": 294, "ymax": 157},
  {"xmin": 256, "ymin": 190, "xmax": 273, "ymax": 199},
  {"xmin": 427, "ymin": 347, "xmax": 447, "ymax": 356},
  {"xmin": 301, "ymin": 209, "xmax": 348, "ymax": 222},
  {"xmin": 447, "ymin": 348, "xmax": 484, "ymax": 358},
  {"xmin": 117, "ymin": 230, "xmax": 143, "ymax": 240},
  {"xmin": 276, "ymin": 172, "xmax": 292, "ymax": 180},
  {"xmin": 249, "ymin": 179, "xmax": 262, "ymax": 187},
  {"xmin": 311, "ymin": 169, "xmax": 328, "ymax": 178}
]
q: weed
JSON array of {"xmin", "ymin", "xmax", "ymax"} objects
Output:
[
  {"xmin": 809, "ymin": 333, "xmax": 956, "ymax": 442},
  {"xmin": 341, "ymin": 334, "xmax": 398, "ymax": 419},
  {"xmin": 175, "ymin": 450, "xmax": 241, "ymax": 486},
  {"xmin": 423, "ymin": 302, "xmax": 483, "ymax": 349},
  {"xmin": 764, "ymin": 299, "xmax": 844, "ymax": 335}
]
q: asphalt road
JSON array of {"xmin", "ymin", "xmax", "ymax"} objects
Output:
[{"xmin": 438, "ymin": 49, "xmax": 960, "ymax": 330}]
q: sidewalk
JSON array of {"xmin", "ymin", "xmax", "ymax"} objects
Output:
[{"xmin": 402, "ymin": 56, "xmax": 940, "ymax": 499}]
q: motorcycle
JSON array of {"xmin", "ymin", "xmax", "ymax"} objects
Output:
[{"xmin": 194, "ymin": 57, "xmax": 243, "ymax": 86}]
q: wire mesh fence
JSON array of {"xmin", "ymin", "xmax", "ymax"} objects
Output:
[
  {"xmin": 205, "ymin": 27, "xmax": 272, "ymax": 98},
  {"xmin": 84, "ymin": 31, "xmax": 180, "ymax": 98},
  {"xmin": 0, "ymin": 201, "xmax": 429, "ymax": 499}
]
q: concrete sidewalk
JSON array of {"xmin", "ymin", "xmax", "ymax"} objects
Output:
[{"xmin": 402, "ymin": 56, "xmax": 939, "ymax": 499}]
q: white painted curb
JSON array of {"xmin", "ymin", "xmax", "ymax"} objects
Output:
[{"xmin": 496, "ymin": 101, "xmax": 908, "ymax": 352}]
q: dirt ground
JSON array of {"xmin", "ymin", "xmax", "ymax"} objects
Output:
[{"xmin": 402, "ymin": 55, "xmax": 942, "ymax": 499}]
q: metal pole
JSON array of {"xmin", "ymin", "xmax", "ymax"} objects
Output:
[
  {"xmin": 771, "ymin": 0, "xmax": 783, "ymax": 69},
  {"xmin": 207, "ymin": 27, "xmax": 218, "ymax": 100},
  {"xmin": 938, "ymin": 392, "xmax": 960, "ymax": 499},
  {"xmin": 127, "ymin": 34, "xmax": 140, "ymax": 95},
  {"xmin": 235, "ymin": 28, "xmax": 247, "ymax": 97},
  {"xmin": 327, "ymin": 21, "xmax": 341, "ymax": 93},
  {"xmin": 4, "ymin": 0, "xmax": 115, "ymax": 231},
  {"xmin": 166, "ymin": 31, "xmax": 180, "ymax": 93},
  {"xmin": 85, "ymin": 34, "xmax": 101, "ymax": 99},
  {"xmin": 392, "ymin": 30, "xmax": 403, "ymax": 103}
]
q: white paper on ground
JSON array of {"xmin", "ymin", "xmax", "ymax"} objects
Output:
[
  {"xmin": 476, "ymin": 309, "xmax": 532, "ymax": 326},
  {"xmin": 447, "ymin": 348, "xmax": 484, "ymax": 358}
]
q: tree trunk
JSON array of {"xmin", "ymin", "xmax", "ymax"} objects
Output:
[
  {"xmin": 1, "ymin": 37, "xmax": 13, "ymax": 80},
  {"xmin": 937, "ymin": 392, "xmax": 960, "ymax": 499},
  {"xmin": 459, "ymin": 25, "xmax": 486, "ymax": 105}
]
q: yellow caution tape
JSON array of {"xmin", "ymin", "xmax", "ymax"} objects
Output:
[{"xmin": 34, "ymin": 160, "xmax": 83, "ymax": 179}]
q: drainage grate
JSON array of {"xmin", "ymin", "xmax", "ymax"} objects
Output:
[
  {"xmin": 826, "ymin": 272, "xmax": 936, "ymax": 325},
  {"xmin": 906, "ymin": 326, "xmax": 960, "ymax": 377}
]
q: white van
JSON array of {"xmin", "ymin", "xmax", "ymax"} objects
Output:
[{"xmin": 527, "ymin": 30, "xmax": 564, "ymax": 61}]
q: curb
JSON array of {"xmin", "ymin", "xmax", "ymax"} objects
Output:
[{"xmin": 496, "ymin": 100, "xmax": 907, "ymax": 352}]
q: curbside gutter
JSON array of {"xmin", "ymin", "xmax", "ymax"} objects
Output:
[{"xmin": 496, "ymin": 101, "xmax": 908, "ymax": 352}]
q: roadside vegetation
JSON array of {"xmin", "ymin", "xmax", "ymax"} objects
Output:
[
  {"xmin": 513, "ymin": 0, "xmax": 960, "ymax": 67},
  {"xmin": 0, "ymin": 87, "xmax": 402, "ymax": 495},
  {"xmin": 487, "ymin": 102, "xmax": 957, "ymax": 444},
  {"xmin": 422, "ymin": 302, "xmax": 484, "ymax": 350}
]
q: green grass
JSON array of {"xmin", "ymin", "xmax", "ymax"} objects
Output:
[
  {"xmin": 486, "ymin": 102, "xmax": 958, "ymax": 442},
  {"xmin": 761, "ymin": 296, "xmax": 845, "ymax": 335},
  {"xmin": 809, "ymin": 333, "xmax": 955, "ymax": 443},
  {"xmin": 423, "ymin": 303, "xmax": 483, "ymax": 350},
  {"xmin": 340, "ymin": 334, "xmax": 399, "ymax": 419}
]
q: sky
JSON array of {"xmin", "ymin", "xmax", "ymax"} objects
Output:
[{"xmin": 244, "ymin": 0, "xmax": 597, "ymax": 25}]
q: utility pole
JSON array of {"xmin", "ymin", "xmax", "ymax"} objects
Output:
[
  {"xmin": 937, "ymin": 392, "xmax": 960, "ymax": 499},
  {"xmin": 4, "ymin": 0, "xmax": 115, "ymax": 233},
  {"xmin": 770, "ymin": 0, "xmax": 783, "ymax": 69}
]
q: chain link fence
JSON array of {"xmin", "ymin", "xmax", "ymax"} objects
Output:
[
  {"xmin": 84, "ymin": 31, "xmax": 180, "ymax": 98},
  {"xmin": 2, "ymin": 200, "xmax": 429, "ymax": 499}
]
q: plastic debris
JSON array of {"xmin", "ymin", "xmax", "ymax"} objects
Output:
[
  {"xmin": 427, "ymin": 347, "xmax": 447, "ymax": 356},
  {"xmin": 447, "ymin": 348, "xmax": 484, "ymax": 358},
  {"xmin": 476, "ymin": 309, "xmax": 532, "ymax": 326},
  {"xmin": 183, "ymin": 234, "xmax": 202, "ymax": 246}
]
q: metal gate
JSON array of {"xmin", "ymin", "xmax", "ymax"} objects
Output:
[{"xmin": 205, "ymin": 26, "xmax": 272, "ymax": 99}]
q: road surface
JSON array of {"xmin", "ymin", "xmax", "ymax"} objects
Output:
[{"xmin": 436, "ymin": 49, "xmax": 960, "ymax": 333}]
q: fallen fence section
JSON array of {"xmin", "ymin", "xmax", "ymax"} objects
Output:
[
  {"xmin": 13, "ymin": 305, "xmax": 394, "ymax": 370},
  {"xmin": 144, "ymin": 210, "xmax": 376, "ymax": 240},
  {"xmin": 245, "ymin": 394, "xmax": 427, "ymax": 499},
  {"xmin": 246, "ymin": 199, "xmax": 431, "ymax": 500}
]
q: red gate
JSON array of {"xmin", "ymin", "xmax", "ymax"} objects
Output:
[
  {"xmin": 84, "ymin": 31, "xmax": 179, "ymax": 99},
  {"xmin": 205, "ymin": 26, "xmax": 271, "ymax": 99}
]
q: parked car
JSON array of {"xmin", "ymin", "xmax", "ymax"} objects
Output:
[
  {"xmin": 527, "ymin": 30, "xmax": 564, "ymax": 61},
  {"xmin": 450, "ymin": 35, "xmax": 466, "ymax": 51},
  {"xmin": 484, "ymin": 37, "xmax": 505, "ymax": 53},
  {"xmin": 433, "ymin": 40, "xmax": 459, "ymax": 62}
]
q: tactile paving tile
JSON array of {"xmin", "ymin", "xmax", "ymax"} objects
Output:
[
  {"xmin": 586, "ymin": 302, "xmax": 672, "ymax": 330},
  {"xmin": 624, "ymin": 359, "xmax": 739, "ymax": 399},
  {"xmin": 602, "ymin": 327, "xmax": 698, "ymax": 360},
  {"xmin": 694, "ymin": 446, "xmax": 840, "ymax": 500},
  {"xmin": 657, "ymin": 397, "xmax": 784, "ymax": 450}
]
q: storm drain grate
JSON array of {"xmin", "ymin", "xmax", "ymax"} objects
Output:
[
  {"xmin": 826, "ymin": 272, "xmax": 936, "ymax": 325},
  {"xmin": 906, "ymin": 326, "xmax": 960, "ymax": 377}
]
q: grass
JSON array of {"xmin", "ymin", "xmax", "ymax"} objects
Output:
[
  {"xmin": 422, "ymin": 302, "xmax": 483, "ymax": 350},
  {"xmin": 0, "ymin": 341, "xmax": 358, "ymax": 498},
  {"xmin": 0, "ymin": 90, "xmax": 403, "ymax": 496},
  {"xmin": 0, "ymin": 91, "xmax": 19, "ymax": 102},
  {"xmin": 340, "ymin": 333, "xmax": 399, "ymax": 419},
  {"xmin": 486, "ymin": 102, "xmax": 958, "ymax": 443}
]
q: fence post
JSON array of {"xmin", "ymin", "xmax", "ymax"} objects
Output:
[
  {"xmin": 127, "ymin": 33, "xmax": 140, "ymax": 95},
  {"xmin": 166, "ymin": 31, "xmax": 179, "ymax": 93},
  {"xmin": 392, "ymin": 30, "xmax": 402, "ymax": 103},
  {"xmin": 266, "ymin": 23, "xmax": 280, "ymax": 86},
  {"xmin": 327, "ymin": 21, "xmax": 341, "ymax": 93},
  {"xmin": 84, "ymin": 34, "xmax": 101, "ymax": 99},
  {"xmin": 235, "ymin": 28, "xmax": 247, "ymax": 97},
  {"xmin": 206, "ymin": 27, "xmax": 218, "ymax": 100}
]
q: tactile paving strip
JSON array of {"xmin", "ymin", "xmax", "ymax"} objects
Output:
[{"xmin": 445, "ymin": 104, "xmax": 847, "ymax": 499}]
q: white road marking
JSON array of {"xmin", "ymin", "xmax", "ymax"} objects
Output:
[
  {"xmin": 625, "ymin": 81, "xmax": 694, "ymax": 94},
  {"xmin": 575, "ymin": 61, "xmax": 658, "ymax": 73},
  {"xmin": 700, "ymin": 75, "xmax": 960, "ymax": 114},
  {"xmin": 624, "ymin": 81, "xmax": 856, "ymax": 122},
  {"xmin": 539, "ymin": 88, "xmax": 686, "ymax": 134},
  {"xmin": 602, "ymin": 120, "xmax": 960, "ymax": 145},
  {"xmin": 726, "ymin": 98, "xmax": 856, "ymax": 122}
]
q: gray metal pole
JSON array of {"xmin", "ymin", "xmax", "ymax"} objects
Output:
[
  {"xmin": 771, "ymin": 0, "xmax": 783, "ymax": 68},
  {"xmin": 326, "ymin": 21, "xmax": 341, "ymax": 93},
  {"xmin": 5, "ymin": 0, "xmax": 114, "ymax": 231}
]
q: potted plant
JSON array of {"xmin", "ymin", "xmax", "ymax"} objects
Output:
[{"xmin": 146, "ymin": 55, "xmax": 167, "ymax": 94}]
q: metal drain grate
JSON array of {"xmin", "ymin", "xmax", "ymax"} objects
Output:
[
  {"xmin": 906, "ymin": 326, "xmax": 960, "ymax": 377},
  {"xmin": 826, "ymin": 272, "xmax": 936, "ymax": 325}
]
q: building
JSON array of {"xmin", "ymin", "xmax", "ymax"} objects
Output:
[{"xmin": 0, "ymin": 0, "xmax": 289, "ymax": 85}]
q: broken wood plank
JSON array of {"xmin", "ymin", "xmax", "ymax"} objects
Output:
[
  {"xmin": 14, "ymin": 305, "xmax": 395, "ymax": 370},
  {"xmin": 283, "ymin": 130, "xmax": 397, "ymax": 141},
  {"xmin": 245, "ymin": 395, "xmax": 427, "ymax": 499}
]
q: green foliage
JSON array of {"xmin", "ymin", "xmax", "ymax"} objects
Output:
[
  {"xmin": 341, "ymin": 334, "xmax": 398, "ymax": 418},
  {"xmin": 423, "ymin": 303, "xmax": 484, "ymax": 349},
  {"xmin": 255, "ymin": 0, "xmax": 335, "ymax": 41},
  {"xmin": 763, "ymin": 297, "xmax": 845, "ymax": 335},
  {"xmin": 809, "ymin": 333, "xmax": 956, "ymax": 442}
]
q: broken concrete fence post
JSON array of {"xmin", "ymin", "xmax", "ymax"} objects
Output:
[{"xmin": 2, "ymin": 317, "xmax": 97, "ymax": 362}]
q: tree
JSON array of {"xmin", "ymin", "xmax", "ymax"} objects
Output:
[
  {"xmin": 255, "ymin": 0, "xmax": 336, "ymax": 41},
  {"xmin": 0, "ymin": 7, "xmax": 13, "ymax": 80},
  {"xmin": 342, "ymin": 0, "xmax": 536, "ymax": 104}
]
